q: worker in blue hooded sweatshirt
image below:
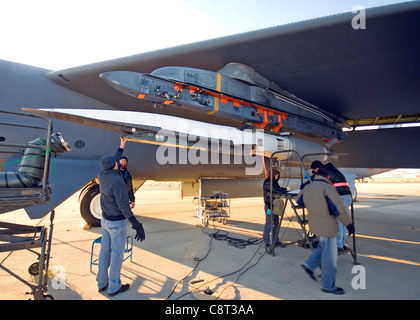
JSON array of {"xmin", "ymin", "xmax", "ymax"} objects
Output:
[{"xmin": 96, "ymin": 155, "xmax": 145, "ymax": 297}]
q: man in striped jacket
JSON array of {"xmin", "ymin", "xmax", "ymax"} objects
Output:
[{"xmin": 325, "ymin": 163, "xmax": 353, "ymax": 254}]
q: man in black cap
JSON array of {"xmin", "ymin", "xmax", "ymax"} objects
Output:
[
  {"xmin": 96, "ymin": 155, "xmax": 145, "ymax": 297},
  {"xmin": 300, "ymin": 160, "xmax": 326, "ymax": 189},
  {"xmin": 310, "ymin": 160, "xmax": 325, "ymax": 177}
]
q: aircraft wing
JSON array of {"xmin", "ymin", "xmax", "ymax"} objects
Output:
[
  {"xmin": 22, "ymin": 108, "xmax": 273, "ymax": 156},
  {"xmin": 44, "ymin": 2, "xmax": 420, "ymax": 168}
]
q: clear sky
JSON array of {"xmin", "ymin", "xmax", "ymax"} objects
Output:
[{"xmin": 0, "ymin": 0, "xmax": 413, "ymax": 70}]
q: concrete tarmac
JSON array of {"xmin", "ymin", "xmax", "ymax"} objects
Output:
[{"xmin": 1, "ymin": 183, "xmax": 419, "ymax": 300}]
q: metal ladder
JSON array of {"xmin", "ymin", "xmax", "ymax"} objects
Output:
[
  {"xmin": 266, "ymin": 150, "xmax": 358, "ymax": 264},
  {"xmin": 0, "ymin": 109, "xmax": 53, "ymax": 211},
  {"xmin": 0, "ymin": 109, "xmax": 56, "ymax": 299}
]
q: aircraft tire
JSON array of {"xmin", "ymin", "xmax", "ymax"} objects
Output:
[{"xmin": 80, "ymin": 184, "xmax": 102, "ymax": 227}]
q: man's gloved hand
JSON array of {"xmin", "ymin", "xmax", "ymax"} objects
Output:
[
  {"xmin": 129, "ymin": 216, "xmax": 145, "ymax": 242},
  {"xmin": 347, "ymin": 223, "xmax": 355, "ymax": 236}
]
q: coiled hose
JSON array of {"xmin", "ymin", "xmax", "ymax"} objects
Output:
[{"xmin": 0, "ymin": 132, "xmax": 70, "ymax": 188}]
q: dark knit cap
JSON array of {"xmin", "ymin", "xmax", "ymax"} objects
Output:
[
  {"xmin": 310, "ymin": 160, "xmax": 325, "ymax": 170},
  {"xmin": 100, "ymin": 155, "xmax": 116, "ymax": 171}
]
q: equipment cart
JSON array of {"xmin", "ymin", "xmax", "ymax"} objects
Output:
[{"xmin": 194, "ymin": 192, "xmax": 230, "ymax": 226}]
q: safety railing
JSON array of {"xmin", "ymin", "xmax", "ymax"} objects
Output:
[{"xmin": 0, "ymin": 109, "xmax": 53, "ymax": 209}]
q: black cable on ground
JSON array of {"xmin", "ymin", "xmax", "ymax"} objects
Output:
[
  {"xmin": 216, "ymin": 243, "xmax": 266, "ymax": 300},
  {"xmin": 170, "ymin": 221, "xmax": 266, "ymax": 300},
  {"xmin": 173, "ymin": 241, "xmax": 266, "ymax": 300},
  {"xmin": 164, "ymin": 226, "xmax": 216, "ymax": 300},
  {"xmin": 209, "ymin": 231, "xmax": 263, "ymax": 249}
]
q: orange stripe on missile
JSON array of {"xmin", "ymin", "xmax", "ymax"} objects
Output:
[
  {"xmin": 208, "ymin": 73, "xmax": 222, "ymax": 115},
  {"xmin": 174, "ymin": 82, "xmax": 182, "ymax": 91},
  {"xmin": 172, "ymin": 78, "xmax": 288, "ymax": 128}
]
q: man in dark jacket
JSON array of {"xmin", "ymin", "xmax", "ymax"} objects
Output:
[
  {"xmin": 114, "ymin": 137, "xmax": 135, "ymax": 209},
  {"xmin": 263, "ymin": 169, "xmax": 287, "ymax": 247},
  {"xmin": 324, "ymin": 163, "xmax": 353, "ymax": 254},
  {"xmin": 96, "ymin": 155, "xmax": 145, "ymax": 297}
]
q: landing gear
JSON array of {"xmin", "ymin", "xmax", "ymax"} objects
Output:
[{"xmin": 79, "ymin": 184, "xmax": 102, "ymax": 227}]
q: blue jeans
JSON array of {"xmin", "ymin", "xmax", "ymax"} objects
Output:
[
  {"xmin": 304, "ymin": 236, "xmax": 338, "ymax": 291},
  {"xmin": 263, "ymin": 205, "xmax": 280, "ymax": 245},
  {"xmin": 96, "ymin": 217, "xmax": 127, "ymax": 294},
  {"xmin": 337, "ymin": 194, "xmax": 352, "ymax": 248}
]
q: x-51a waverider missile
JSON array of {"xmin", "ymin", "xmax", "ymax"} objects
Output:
[{"xmin": 99, "ymin": 63, "xmax": 348, "ymax": 142}]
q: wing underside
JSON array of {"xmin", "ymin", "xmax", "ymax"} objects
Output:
[
  {"xmin": 47, "ymin": 2, "xmax": 420, "ymax": 123},
  {"xmin": 41, "ymin": 2, "xmax": 420, "ymax": 168}
]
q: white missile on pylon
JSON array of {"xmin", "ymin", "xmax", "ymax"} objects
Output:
[{"xmin": 23, "ymin": 108, "xmax": 331, "ymax": 166}]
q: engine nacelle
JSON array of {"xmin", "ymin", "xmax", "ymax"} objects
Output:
[{"xmin": 255, "ymin": 132, "xmax": 332, "ymax": 165}]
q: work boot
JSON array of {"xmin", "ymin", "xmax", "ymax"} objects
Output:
[
  {"xmin": 109, "ymin": 283, "xmax": 130, "ymax": 297},
  {"xmin": 321, "ymin": 287, "xmax": 345, "ymax": 295}
]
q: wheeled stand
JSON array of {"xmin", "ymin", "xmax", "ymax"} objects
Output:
[
  {"xmin": 0, "ymin": 210, "xmax": 55, "ymax": 300},
  {"xmin": 195, "ymin": 194, "xmax": 230, "ymax": 227}
]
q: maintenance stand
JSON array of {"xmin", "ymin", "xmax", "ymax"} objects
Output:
[
  {"xmin": 0, "ymin": 110, "xmax": 68, "ymax": 299},
  {"xmin": 266, "ymin": 150, "xmax": 358, "ymax": 265}
]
